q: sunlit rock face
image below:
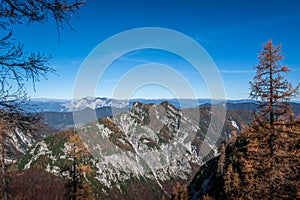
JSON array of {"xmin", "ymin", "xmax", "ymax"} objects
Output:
[{"xmin": 18, "ymin": 101, "xmax": 252, "ymax": 198}]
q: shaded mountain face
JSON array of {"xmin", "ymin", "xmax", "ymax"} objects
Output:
[
  {"xmin": 4, "ymin": 123, "xmax": 55, "ymax": 161},
  {"xmin": 18, "ymin": 101, "xmax": 253, "ymax": 199},
  {"xmin": 5, "ymin": 128, "xmax": 37, "ymax": 161},
  {"xmin": 41, "ymin": 107, "xmax": 128, "ymax": 130}
]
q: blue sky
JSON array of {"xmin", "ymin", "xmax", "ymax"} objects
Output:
[{"xmin": 14, "ymin": 0, "xmax": 300, "ymax": 100}]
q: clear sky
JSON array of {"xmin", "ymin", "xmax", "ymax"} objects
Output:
[{"xmin": 14, "ymin": 0, "xmax": 300, "ymax": 100}]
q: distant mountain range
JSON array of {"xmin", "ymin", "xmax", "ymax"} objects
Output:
[
  {"xmin": 25, "ymin": 97, "xmax": 257, "ymax": 112},
  {"xmin": 34, "ymin": 98, "xmax": 299, "ymax": 131}
]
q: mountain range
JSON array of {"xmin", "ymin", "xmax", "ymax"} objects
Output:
[
  {"xmin": 6, "ymin": 98, "xmax": 300, "ymax": 199},
  {"xmin": 37, "ymin": 99, "xmax": 300, "ymax": 131},
  {"xmin": 25, "ymin": 97, "xmax": 256, "ymax": 112},
  {"xmin": 17, "ymin": 100, "xmax": 254, "ymax": 199}
]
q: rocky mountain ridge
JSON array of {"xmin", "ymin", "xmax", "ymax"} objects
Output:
[
  {"xmin": 3, "ymin": 123, "xmax": 55, "ymax": 161},
  {"xmin": 18, "ymin": 101, "xmax": 253, "ymax": 199}
]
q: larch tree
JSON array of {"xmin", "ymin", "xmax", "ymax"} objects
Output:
[
  {"xmin": 0, "ymin": 0, "xmax": 85, "ymax": 199},
  {"xmin": 249, "ymin": 40, "xmax": 299, "ymax": 125},
  {"xmin": 216, "ymin": 142, "xmax": 226, "ymax": 177},
  {"xmin": 246, "ymin": 40, "xmax": 300, "ymax": 199},
  {"xmin": 249, "ymin": 39, "xmax": 299, "ymax": 178},
  {"xmin": 199, "ymin": 40, "xmax": 300, "ymax": 200},
  {"xmin": 171, "ymin": 182, "xmax": 189, "ymax": 200},
  {"xmin": 62, "ymin": 130, "xmax": 95, "ymax": 200}
]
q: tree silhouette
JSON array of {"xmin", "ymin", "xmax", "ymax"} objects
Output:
[
  {"xmin": 0, "ymin": 0, "xmax": 85, "ymax": 110},
  {"xmin": 0, "ymin": 0, "xmax": 85, "ymax": 199}
]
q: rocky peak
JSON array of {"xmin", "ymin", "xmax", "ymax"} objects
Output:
[{"xmin": 18, "ymin": 101, "xmax": 254, "ymax": 199}]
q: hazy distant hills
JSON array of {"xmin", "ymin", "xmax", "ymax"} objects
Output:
[
  {"xmin": 25, "ymin": 97, "xmax": 299, "ymax": 130},
  {"xmin": 41, "ymin": 107, "xmax": 128, "ymax": 130},
  {"xmin": 25, "ymin": 97, "xmax": 256, "ymax": 112}
]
